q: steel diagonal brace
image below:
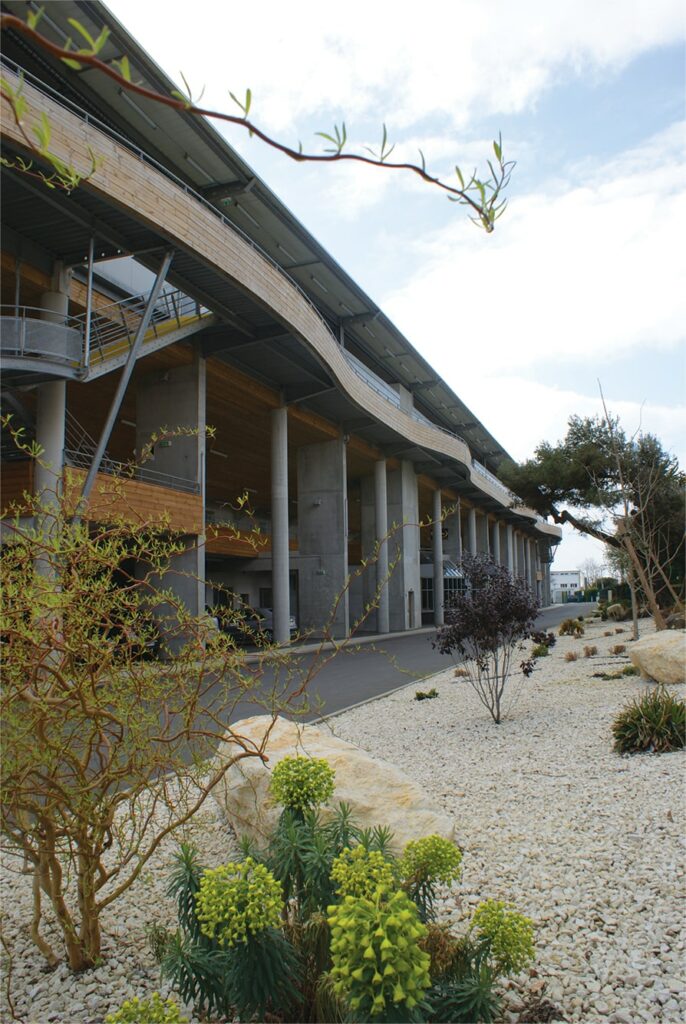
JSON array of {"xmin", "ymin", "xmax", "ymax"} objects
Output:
[{"xmin": 78, "ymin": 251, "xmax": 174, "ymax": 507}]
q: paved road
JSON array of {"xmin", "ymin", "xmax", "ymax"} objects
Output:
[{"xmin": 223, "ymin": 602, "xmax": 597, "ymax": 724}]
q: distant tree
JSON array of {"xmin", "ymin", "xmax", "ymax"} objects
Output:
[
  {"xmin": 435, "ymin": 555, "xmax": 539, "ymax": 724},
  {"xmin": 500, "ymin": 413, "xmax": 685, "ymax": 630}
]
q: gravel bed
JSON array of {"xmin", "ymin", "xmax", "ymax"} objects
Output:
[{"xmin": 1, "ymin": 618, "xmax": 684, "ymax": 1023}]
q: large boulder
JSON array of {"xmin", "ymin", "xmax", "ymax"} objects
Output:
[
  {"xmin": 630, "ymin": 630, "xmax": 686, "ymax": 685},
  {"xmin": 212, "ymin": 715, "xmax": 455, "ymax": 853}
]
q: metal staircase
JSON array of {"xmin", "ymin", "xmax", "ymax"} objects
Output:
[{"xmin": 0, "ymin": 288, "xmax": 215, "ymax": 384}]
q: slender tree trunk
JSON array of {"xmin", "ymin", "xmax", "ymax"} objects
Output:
[{"xmin": 628, "ymin": 569, "xmax": 640, "ymax": 641}]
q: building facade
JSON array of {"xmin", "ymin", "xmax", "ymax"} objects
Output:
[{"xmin": 0, "ymin": 1, "xmax": 561, "ymax": 640}]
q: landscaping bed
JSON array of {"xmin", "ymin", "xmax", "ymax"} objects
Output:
[{"xmin": 1, "ymin": 618, "xmax": 683, "ymax": 1023}]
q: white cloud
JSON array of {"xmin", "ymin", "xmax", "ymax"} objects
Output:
[
  {"xmin": 108, "ymin": 0, "xmax": 684, "ymax": 133},
  {"xmin": 383, "ymin": 121, "xmax": 686, "ymax": 380}
]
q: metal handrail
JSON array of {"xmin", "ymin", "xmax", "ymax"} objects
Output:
[
  {"xmin": 0, "ymin": 304, "xmax": 82, "ymax": 329},
  {"xmin": 65, "ymin": 448, "xmax": 200, "ymax": 494}
]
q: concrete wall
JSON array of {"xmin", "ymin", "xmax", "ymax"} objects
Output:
[
  {"xmin": 297, "ymin": 437, "xmax": 349, "ymax": 638},
  {"xmin": 387, "ymin": 460, "xmax": 421, "ymax": 631}
]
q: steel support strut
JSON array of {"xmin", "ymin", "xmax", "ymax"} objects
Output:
[{"xmin": 79, "ymin": 251, "xmax": 174, "ymax": 505}]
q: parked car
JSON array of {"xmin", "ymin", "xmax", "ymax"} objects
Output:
[{"xmin": 216, "ymin": 606, "xmax": 297, "ymax": 644}]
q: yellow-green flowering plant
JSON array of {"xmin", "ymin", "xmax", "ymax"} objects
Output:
[
  {"xmin": 331, "ymin": 845, "xmax": 398, "ymax": 900},
  {"xmin": 195, "ymin": 857, "xmax": 283, "ymax": 946},
  {"xmin": 399, "ymin": 835, "xmax": 463, "ymax": 922},
  {"xmin": 470, "ymin": 899, "xmax": 535, "ymax": 975},
  {"xmin": 105, "ymin": 993, "xmax": 186, "ymax": 1024},
  {"xmin": 269, "ymin": 755, "xmax": 335, "ymax": 813},
  {"xmin": 328, "ymin": 889, "xmax": 431, "ymax": 1022}
]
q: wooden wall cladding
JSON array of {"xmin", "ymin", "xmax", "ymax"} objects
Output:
[{"xmin": 64, "ymin": 468, "xmax": 203, "ymax": 534}]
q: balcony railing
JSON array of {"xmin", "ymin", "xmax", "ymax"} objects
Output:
[
  {"xmin": 64, "ymin": 448, "xmax": 199, "ymax": 494},
  {"xmin": 0, "ymin": 306, "xmax": 82, "ymax": 368}
]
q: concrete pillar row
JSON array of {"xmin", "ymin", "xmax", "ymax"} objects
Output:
[
  {"xmin": 432, "ymin": 488, "xmax": 444, "ymax": 627},
  {"xmin": 374, "ymin": 459, "xmax": 390, "ymax": 634},
  {"xmin": 525, "ymin": 538, "xmax": 533, "ymax": 589},
  {"xmin": 271, "ymin": 407, "xmax": 291, "ymax": 644}
]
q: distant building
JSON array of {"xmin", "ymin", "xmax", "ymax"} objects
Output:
[{"xmin": 550, "ymin": 570, "xmax": 587, "ymax": 603}]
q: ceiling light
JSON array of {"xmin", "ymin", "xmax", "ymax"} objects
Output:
[{"xmin": 119, "ymin": 89, "xmax": 157, "ymax": 130}]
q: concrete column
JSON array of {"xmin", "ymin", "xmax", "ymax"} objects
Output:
[
  {"xmin": 444, "ymin": 497, "xmax": 462, "ymax": 565},
  {"xmin": 136, "ymin": 354, "xmax": 206, "ymax": 620},
  {"xmin": 528, "ymin": 536, "xmax": 536, "ymax": 585},
  {"xmin": 432, "ymin": 488, "xmax": 444, "ymax": 626},
  {"xmin": 387, "ymin": 461, "xmax": 421, "ymax": 631},
  {"xmin": 375, "ymin": 459, "xmax": 390, "ymax": 634},
  {"xmin": 467, "ymin": 506, "xmax": 477, "ymax": 556},
  {"xmin": 491, "ymin": 520, "xmax": 501, "ymax": 564},
  {"xmin": 34, "ymin": 289, "xmax": 69, "ymax": 507},
  {"xmin": 271, "ymin": 407, "xmax": 290, "ymax": 644},
  {"xmin": 297, "ymin": 436, "xmax": 349, "ymax": 639},
  {"xmin": 479, "ymin": 513, "xmax": 490, "ymax": 555},
  {"xmin": 506, "ymin": 524, "xmax": 515, "ymax": 574}
]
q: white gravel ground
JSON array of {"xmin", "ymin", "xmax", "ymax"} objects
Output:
[{"xmin": 1, "ymin": 616, "xmax": 684, "ymax": 1024}]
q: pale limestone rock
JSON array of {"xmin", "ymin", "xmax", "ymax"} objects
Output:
[
  {"xmin": 629, "ymin": 630, "xmax": 686, "ymax": 685},
  {"xmin": 211, "ymin": 714, "xmax": 456, "ymax": 852}
]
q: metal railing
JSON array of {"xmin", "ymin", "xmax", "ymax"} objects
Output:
[
  {"xmin": 343, "ymin": 351, "xmax": 401, "ymax": 407},
  {"xmin": 65, "ymin": 448, "xmax": 200, "ymax": 494},
  {"xmin": 0, "ymin": 305, "xmax": 82, "ymax": 366},
  {"xmin": 73, "ymin": 288, "xmax": 208, "ymax": 365}
]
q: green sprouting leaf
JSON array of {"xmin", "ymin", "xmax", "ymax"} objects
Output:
[
  {"xmin": 493, "ymin": 138, "xmax": 502, "ymax": 162},
  {"xmin": 67, "ymin": 18, "xmax": 95, "ymax": 49},
  {"xmin": 455, "ymin": 165, "xmax": 465, "ymax": 189},
  {"xmin": 61, "ymin": 55, "xmax": 84, "ymax": 71},
  {"xmin": 418, "ymin": 148, "xmax": 426, "ymax": 173},
  {"xmin": 315, "ymin": 132, "xmax": 337, "ymax": 145},
  {"xmin": 114, "ymin": 55, "xmax": 132, "ymax": 81},
  {"xmin": 229, "ymin": 89, "xmax": 250, "ymax": 117},
  {"xmin": 26, "ymin": 6, "xmax": 44, "ymax": 30},
  {"xmin": 170, "ymin": 89, "xmax": 191, "ymax": 108},
  {"xmin": 92, "ymin": 26, "xmax": 111, "ymax": 54},
  {"xmin": 32, "ymin": 111, "xmax": 51, "ymax": 151}
]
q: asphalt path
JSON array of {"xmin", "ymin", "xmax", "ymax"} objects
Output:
[{"xmin": 222, "ymin": 602, "xmax": 597, "ymax": 725}]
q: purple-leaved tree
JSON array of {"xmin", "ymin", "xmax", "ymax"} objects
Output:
[{"xmin": 435, "ymin": 554, "xmax": 539, "ymax": 724}]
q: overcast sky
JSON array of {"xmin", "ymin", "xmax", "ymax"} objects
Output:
[{"xmin": 108, "ymin": 0, "xmax": 685, "ymax": 571}]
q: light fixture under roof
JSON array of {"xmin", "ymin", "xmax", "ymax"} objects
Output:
[
  {"xmin": 235, "ymin": 203, "xmax": 260, "ymax": 228},
  {"xmin": 119, "ymin": 89, "xmax": 157, "ymax": 131},
  {"xmin": 311, "ymin": 275, "xmax": 329, "ymax": 293},
  {"xmin": 184, "ymin": 152, "xmax": 214, "ymax": 182}
]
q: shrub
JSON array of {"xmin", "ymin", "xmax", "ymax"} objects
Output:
[
  {"xmin": 270, "ymin": 756, "xmax": 335, "ymax": 813},
  {"xmin": 453, "ymin": 667, "xmax": 469, "ymax": 678},
  {"xmin": 399, "ymin": 835, "xmax": 463, "ymax": 922},
  {"xmin": 622, "ymin": 665, "xmax": 639, "ymax": 676},
  {"xmin": 331, "ymin": 846, "xmax": 397, "ymax": 900},
  {"xmin": 531, "ymin": 644, "xmax": 549, "ymax": 658},
  {"xmin": 435, "ymin": 555, "xmax": 539, "ymax": 724},
  {"xmin": 195, "ymin": 859, "xmax": 284, "ymax": 946},
  {"xmin": 564, "ymin": 651, "xmax": 579, "ymax": 662},
  {"xmin": 105, "ymin": 994, "xmax": 187, "ymax": 1024},
  {"xmin": 156, "ymin": 760, "xmax": 532, "ymax": 1023},
  {"xmin": 328, "ymin": 889, "xmax": 431, "ymax": 1022},
  {"xmin": 415, "ymin": 687, "xmax": 439, "ymax": 701},
  {"xmin": 470, "ymin": 900, "xmax": 535, "ymax": 975},
  {"xmin": 584, "ymin": 645, "xmax": 598, "ymax": 658},
  {"xmin": 610, "ymin": 644, "xmax": 626, "ymax": 656},
  {"xmin": 612, "ymin": 687, "xmax": 686, "ymax": 753},
  {"xmin": 604, "ymin": 630, "xmax": 613, "ymax": 637},
  {"xmin": 615, "ymin": 627, "xmax": 625, "ymax": 634},
  {"xmin": 607, "ymin": 603, "xmax": 627, "ymax": 621},
  {"xmin": 559, "ymin": 618, "xmax": 584, "ymax": 637},
  {"xmin": 529, "ymin": 630, "xmax": 556, "ymax": 649}
]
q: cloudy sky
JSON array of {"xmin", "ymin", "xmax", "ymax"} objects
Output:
[{"xmin": 108, "ymin": 0, "xmax": 685, "ymax": 571}]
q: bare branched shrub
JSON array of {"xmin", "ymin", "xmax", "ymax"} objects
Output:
[
  {"xmin": 435, "ymin": 555, "xmax": 538, "ymax": 724},
  {"xmin": 584, "ymin": 645, "xmax": 598, "ymax": 658},
  {"xmin": 564, "ymin": 651, "xmax": 579, "ymax": 662}
]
